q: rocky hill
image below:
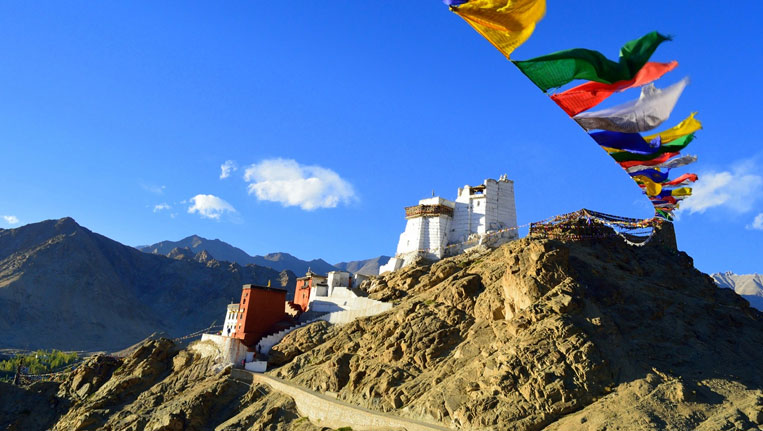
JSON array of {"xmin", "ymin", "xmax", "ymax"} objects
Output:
[
  {"xmin": 139, "ymin": 236, "xmax": 338, "ymax": 276},
  {"xmin": 0, "ymin": 218, "xmax": 295, "ymax": 351},
  {"xmin": 2, "ymin": 230, "xmax": 761, "ymax": 430},
  {"xmin": 712, "ymin": 272, "xmax": 763, "ymax": 311},
  {"xmin": 334, "ymin": 255, "xmax": 391, "ymax": 276}
]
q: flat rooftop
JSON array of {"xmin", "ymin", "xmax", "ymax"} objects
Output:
[{"xmin": 242, "ymin": 283, "xmax": 288, "ymax": 293}]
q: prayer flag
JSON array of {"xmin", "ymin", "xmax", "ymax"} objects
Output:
[
  {"xmin": 513, "ymin": 31, "xmax": 670, "ymax": 92},
  {"xmin": 551, "ymin": 61, "xmax": 678, "ymax": 116},
  {"xmin": 624, "ymin": 154, "xmax": 697, "ymax": 173},
  {"xmin": 574, "ymin": 78, "xmax": 688, "ymax": 133},
  {"xmin": 618, "ymin": 152, "xmax": 679, "ymax": 169},
  {"xmin": 644, "ymin": 112, "xmax": 701, "ymax": 144},
  {"xmin": 628, "ymin": 168, "xmax": 670, "ymax": 183},
  {"xmin": 664, "ymin": 173, "xmax": 698, "ymax": 186},
  {"xmin": 606, "ymin": 133, "xmax": 695, "ymax": 158},
  {"xmin": 634, "ymin": 176, "xmax": 662, "ymax": 197},
  {"xmin": 451, "ymin": 0, "xmax": 546, "ymax": 59},
  {"xmin": 661, "ymin": 154, "xmax": 697, "ymax": 170},
  {"xmin": 655, "ymin": 187, "xmax": 692, "ymax": 198},
  {"xmin": 590, "ymin": 131, "xmax": 660, "ymax": 155},
  {"xmin": 651, "ymin": 195, "xmax": 678, "ymax": 205}
]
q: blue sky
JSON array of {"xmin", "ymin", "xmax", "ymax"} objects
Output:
[{"xmin": 1, "ymin": 1, "xmax": 761, "ymax": 274}]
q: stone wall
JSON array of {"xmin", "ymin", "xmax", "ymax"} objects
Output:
[
  {"xmin": 245, "ymin": 373, "xmax": 451, "ymax": 431},
  {"xmin": 316, "ymin": 299, "xmax": 392, "ymax": 325},
  {"xmin": 395, "ymin": 214, "xmax": 452, "ymax": 259}
]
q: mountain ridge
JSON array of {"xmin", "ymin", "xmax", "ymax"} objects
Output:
[
  {"xmin": 0, "ymin": 218, "xmax": 295, "ymax": 351},
  {"xmin": 139, "ymin": 235, "xmax": 390, "ymax": 276},
  {"xmin": 334, "ymin": 255, "xmax": 391, "ymax": 276},
  {"xmin": 138, "ymin": 236, "xmax": 339, "ymax": 276},
  {"xmin": 712, "ymin": 271, "xmax": 763, "ymax": 311}
]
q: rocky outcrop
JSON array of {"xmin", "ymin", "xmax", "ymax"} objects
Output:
[
  {"xmin": 268, "ymin": 321, "xmax": 333, "ymax": 367},
  {"xmin": 0, "ymin": 338, "xmax": 323, "ymax": 431},
  {"xmin": 270, "ymin": 235, "xmax": 763, "ymax": 430}
]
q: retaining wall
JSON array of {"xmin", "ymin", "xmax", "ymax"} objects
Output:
[{"xmin": 243, "ymin": 372, "xmax": 451, "ymax": 431}]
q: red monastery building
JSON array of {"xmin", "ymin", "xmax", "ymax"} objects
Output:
[
  {"xmin": 293, "ymin": 271, "xmax": 327, "ymax": 312},
  {"xmin": 231, "ymin": 284, "xmax": 287, "ymax": 347}
]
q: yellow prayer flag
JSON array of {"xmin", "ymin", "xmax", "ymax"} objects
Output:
[
  {"xmin": 644, "ymin": 112, "xmax": 701, "ymax": 144},
  {"xmin": 453, "ymin": 0, "xmax": 546, "ymax": 59},
  {"xmin": 671, "ymin": 187, "xmax": 692, "ymax": 197},
  {"xmin": 633, "ymin": 175, "xmax": 662, "ymax": 197}
]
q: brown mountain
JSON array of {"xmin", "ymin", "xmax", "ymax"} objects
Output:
[{"xmin": 0, "ymin": 218, "xmax": 295, "ymax": 351}]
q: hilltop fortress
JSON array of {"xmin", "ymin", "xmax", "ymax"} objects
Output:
[{"xmin": 380, "ymin": 175, "xmax": 518, "ymax": 273}]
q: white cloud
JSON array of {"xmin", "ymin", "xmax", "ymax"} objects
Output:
[
  {"xmin": 220, "ymin": 160, "xmax": 238, "ymax": 179},
  {"xmin": 187, "ymin": 194, "xmax": 236, "ymax": 220},
  {"xmin": 3, "ymin": 215, "xmax": 19, "ymax": 225},
  {"xmin": 681, "ymin": 160, "xmax": 763, "ymax": 214},
  {"xmin": 747, "ymin": 213, "xmax": 763, "ymax": 230},
  {"xmin": 243, "ymin": 158, "xmax": 356, "ymax": 210},
  {"xmin": 153, "ymin": 203, "xmax": 171, "ymax": 213}
]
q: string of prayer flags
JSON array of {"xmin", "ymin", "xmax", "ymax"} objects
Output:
[{"xmin": 445, "ymin": 3, "xmax": 700, "ymax": 221}]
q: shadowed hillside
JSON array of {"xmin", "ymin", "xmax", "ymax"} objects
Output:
[{"xmin": 0, "ymin": 218, "xmax": 295, "ymax": 351}]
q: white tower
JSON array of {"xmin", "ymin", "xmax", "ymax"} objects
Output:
[{"xmin": 380, "ymin": 175, "xmax": 518, "ymax": 274}]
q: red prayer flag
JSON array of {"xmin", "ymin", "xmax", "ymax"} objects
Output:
[
  {"xmin": 664, "ymin": 173, "xmax": 698, "ymax": 186},
  {"xmin": 550, "ymin": 61, "xmax": 679, "ymax": 116},
  {"xmin": 650, "ymin": 195, "xmax": 678, "ymax": 205},
  {"xmin": 618, "ymin": 152, "xmax": 679, "ymax": 169}
]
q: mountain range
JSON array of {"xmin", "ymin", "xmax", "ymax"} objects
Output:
[
  {"xmin": 712, "ymin": 271, "xmax": 763, "ymax": 311},
  {"xmin": 0, "ymin": 218, "xmax": 296, "ymax": 351},
  {"xmin": 139, "ymin": 235, "xmax": 388, "ymax": 276},
  {"xmin": 333, "ymin": 255, "xmax": 391, "ymax": 276}
]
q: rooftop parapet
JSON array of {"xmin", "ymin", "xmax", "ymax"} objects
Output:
[{"xmin": 405, "ymin": 204, "xmax": 454, "ymax": 219}]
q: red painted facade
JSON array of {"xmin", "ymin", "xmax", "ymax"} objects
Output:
[
  {"xmin": 231, "ymin": 284, "xmax": 287, "ymax": 347},
  {"xmin": 293, "ymin": 272, "xmax": 327, "ymax": 312}
]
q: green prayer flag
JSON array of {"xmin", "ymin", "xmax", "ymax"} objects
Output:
[
  {"xmin": 610, "ymin": 133, "xmax": 695, "ymax": 162},
  {"xmin": 659, "ymin": 132, "xmax": 695, "ymax": 154},
  {"xmin": 513, "ymin": 31, "xmax": 671, "ymax": 92}
]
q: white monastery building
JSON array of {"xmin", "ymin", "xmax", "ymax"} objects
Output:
[
  {"xmin": 380, "ymin": 175, "xmax": 518, "ymax": 273},
  {"xmin": 223, "ymin": 303, "xmax": 239, "ymax": 337}
]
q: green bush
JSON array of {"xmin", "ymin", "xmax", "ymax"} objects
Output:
[{"xmin": 0, "ymin": 349, "xmax": 79, "ymax": 375}]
